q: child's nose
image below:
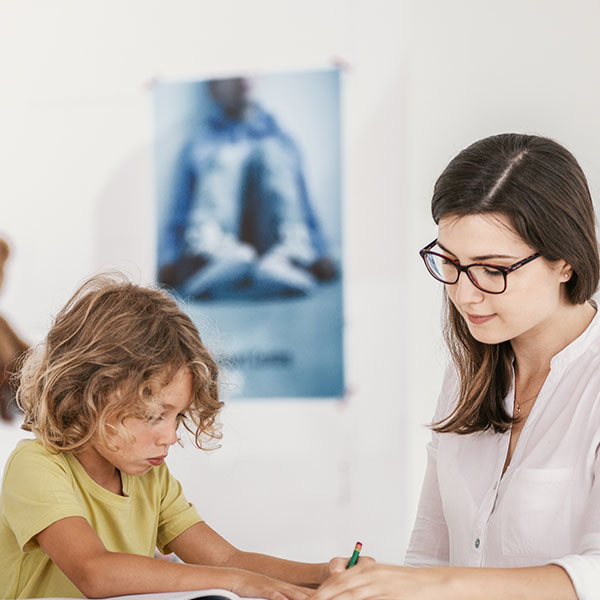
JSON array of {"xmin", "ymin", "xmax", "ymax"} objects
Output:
[{"xmin": 157, "ymin": 423, "xmax": 178, "ymax": 446}]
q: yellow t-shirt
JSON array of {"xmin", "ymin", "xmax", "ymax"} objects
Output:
[{"xmin": 0, "ymin": 439, "xmax": 203, "ymax": 599}]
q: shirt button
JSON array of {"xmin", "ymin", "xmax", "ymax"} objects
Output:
[{"xmin": 475, "ymin": 538, "xmax": 480, "ymax": 549}]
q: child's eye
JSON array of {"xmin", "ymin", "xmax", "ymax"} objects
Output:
[
  {"xmin": 177, "ymin": 413, "xmax": 187, "ymax": 421},
  {"xmin": 145, "ymin": 413, "xmax": 164, "ymax": 423}
]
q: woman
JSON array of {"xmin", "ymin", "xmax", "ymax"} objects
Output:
[{"xmin": 316, "ymin": 134, "xmax": 600, "ymax": 599}]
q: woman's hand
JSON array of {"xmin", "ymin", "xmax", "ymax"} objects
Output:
[
  {"xmin": 314, "ymin": 562, "xmax": 578, "ymax": 600},
  {"xmin": 231, "ymin": 569, "xmax": 315, "ymax": 600},
  {"xmin": 326, "ymin": 555, "xmax": 376, "ymax": 575},
  {"xmin": 313, "ymin": 561, "xmax": 450, "ymax": 600}
]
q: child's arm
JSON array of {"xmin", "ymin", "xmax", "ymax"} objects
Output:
[
  {"xmin": 168, "ymin": 522, "xmax": 330, "ymax": 588},
  {"xmin": 37, "ymin": 516, "xmax": 312, "ymax": 600}
]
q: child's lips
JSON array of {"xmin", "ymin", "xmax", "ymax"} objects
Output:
[{"xmin": 147, "ymin": 455, "xmax": 167, "ymax": 466}]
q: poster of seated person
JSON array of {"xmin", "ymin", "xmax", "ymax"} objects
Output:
[{"xmin": 153, "ymin": 69, "xmax": 343, "ymax": 398}]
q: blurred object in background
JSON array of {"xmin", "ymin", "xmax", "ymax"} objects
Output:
[
  {"xmin": 159, "ymin": 76, "xmax": 338, "ymax": 300},
  {"xmin": 0, "ymin": 238, "xmax": 28, "ymax": 422},
  {"xmin": 154, "ymin": 70, "xmax": 344, "ymax": 398}
]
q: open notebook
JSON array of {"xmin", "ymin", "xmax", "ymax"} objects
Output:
[{"xmin": 43, "ymin": 591, "xmax": 267, "ymax": 600}]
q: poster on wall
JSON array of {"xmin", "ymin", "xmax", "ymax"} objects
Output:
[{"xmin": 153, "ymin": 68, "xmax": 343, "ymax": 398}]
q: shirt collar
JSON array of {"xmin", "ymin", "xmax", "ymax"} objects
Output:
[{"xmin": 549, "ymin": 300, "xmax": 600, "ymax": 372}]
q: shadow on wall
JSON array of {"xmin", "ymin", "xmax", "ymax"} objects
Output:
[{"xmin": 92, "ymin": 143, "xmax": 156, "ymax": 279}]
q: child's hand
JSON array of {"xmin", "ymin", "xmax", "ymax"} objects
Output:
[
  {"xmin": 327, "ymin": 555, "xmax": 376, "ymax": 575},
  {"xmin": 231, "ymin": 569, "xmax": 314, "ymax": 600}
]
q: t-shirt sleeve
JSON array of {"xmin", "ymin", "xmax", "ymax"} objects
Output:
[
  {"xmin": 155, "ymin": 464, "xmax": 203, "ymax": 553},
  {"xmin": 2, "ymin": 442, "xmax": 86, "ymax": 552}
]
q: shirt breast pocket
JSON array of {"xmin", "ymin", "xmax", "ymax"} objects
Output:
[{"xmin": 501, "ymin": 467, "xmax": 573, "ymax": 558}]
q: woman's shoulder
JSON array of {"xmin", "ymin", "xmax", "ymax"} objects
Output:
[{"xmin": 432, "ymin": 361, "xmax": 461, "ymax": 421}]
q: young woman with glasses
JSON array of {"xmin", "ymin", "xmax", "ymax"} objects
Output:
[{"xmin": 315, "ymin": 133, "xmax": 600, "ymax": 599}]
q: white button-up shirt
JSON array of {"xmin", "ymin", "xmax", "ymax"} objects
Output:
[{"xmin": 405, "ymin": 309, "xmax": 600, "ymax": 599}]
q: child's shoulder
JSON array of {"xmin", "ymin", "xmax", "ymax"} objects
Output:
[
  {"xmin": 6, "ymin": 438, "xmax": 68, "ymax": 471},
  {"xmin": 2, "ymin": 440, "xmax": 77, "ymax": 498},
  {"xmin": 11, "ymin": 438, "xmax": 50, "ymax": 456}
]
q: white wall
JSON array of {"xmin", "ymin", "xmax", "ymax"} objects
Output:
[{"xmin": 2, "ymin": 0, "xmax": 600, "ymax": 565}]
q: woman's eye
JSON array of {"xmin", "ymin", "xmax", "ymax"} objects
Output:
[{"xmin": 483, "ymin": 267, "xmax": 503, "ymax": 277}]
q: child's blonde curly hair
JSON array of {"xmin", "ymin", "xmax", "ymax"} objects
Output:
[{"xmin": 17, "ymin": 274, "xmax": 223, "ymax": 453}]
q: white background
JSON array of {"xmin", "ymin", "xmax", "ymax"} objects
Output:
[{"xmin": 1, "ymin": 0, "xmax": 600, "ymax": 564}]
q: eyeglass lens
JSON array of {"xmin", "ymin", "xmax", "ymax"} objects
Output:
[{"xmin": 424, "ymin": 253, "xmax": 506, "ymax": 293}]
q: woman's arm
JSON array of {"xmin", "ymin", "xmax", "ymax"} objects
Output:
[
  {"xmin": 37, "ymin": 516, "xmax": 312, "ymax": 600},
  {"xmin": 169, "ymin": 521, "xmax": 330, "ymax": 588},
  {"xmin": 404, "ymin": 433, "xmax": 449, "ymax": 567},
  {"xmin": 405, "ymin": 365, "xmax": 460, "ymax": 567},
  {"xmin": 313, "ymin": 561, "xmax": 576, "ymax": 600}
]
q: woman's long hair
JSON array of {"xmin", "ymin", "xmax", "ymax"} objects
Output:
[{"xmin": 432, "ymin": 133, "xmax": 599, "ymax": 434}]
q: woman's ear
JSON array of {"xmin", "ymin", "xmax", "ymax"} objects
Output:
[{"xmin": 560, "ymin": 262, "xmax": 573, "ymax": 281}]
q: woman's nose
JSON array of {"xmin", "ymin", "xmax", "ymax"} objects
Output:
[{"xmin": 451, "ymin": 271, "xmax": 484, "ymax": 305}]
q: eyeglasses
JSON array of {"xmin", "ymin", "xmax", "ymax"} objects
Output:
[{"xmin": 419, "ymin": 239, "xmax": 541, "ymax": 294}]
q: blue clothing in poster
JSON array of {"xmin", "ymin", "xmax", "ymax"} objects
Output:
[
  {"xmin": 154, "ymin": 70, "xmax": 343, "ymax": 398},
  {"xmin": 160, "ymin": 100, "xmax": 336, "ymax": 300}
]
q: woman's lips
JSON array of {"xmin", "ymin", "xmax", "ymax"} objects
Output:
[{"xmin": 466, "ymin": 313, "xmax": 496, "ymax": 325}]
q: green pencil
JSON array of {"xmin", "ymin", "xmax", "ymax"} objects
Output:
[{"xmin": 346, "ymin": 541, "xmax": 362, "ymax": 568}]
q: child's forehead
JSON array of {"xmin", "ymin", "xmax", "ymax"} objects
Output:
[
  {"xmin": 142, "ymin": 364, "xmax": 188, "ymax": 389},
  {"xmin": 143, "ymin": 367, "xmax": 194, "ymax": 408},
  {"xmin": 143, "ymin": 397, "xmax": 193, "ymax": 415}
]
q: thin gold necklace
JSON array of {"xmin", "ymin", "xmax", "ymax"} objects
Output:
[{"xmin": 514, "ymin": 394, "xmax": 538, "ymax": 418}]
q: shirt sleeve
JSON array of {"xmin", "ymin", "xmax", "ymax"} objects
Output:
[
  {"xmin": 549, "ymin": 442, "xmax": 600, "ymax": 600},
  {"xmin": 155, "ymin": 464, "xmax": 203, "ymax": 553},
  {"xmin": 550, "ymin": 556, "xmax": 600, "ymax": 600},
  {"xmin": 404, "ymin": 363, "xmax": 459, "ymax": 567},
  {"xmin": 2, "ymin": 442, "xmax": 86, "ymax": 552}
]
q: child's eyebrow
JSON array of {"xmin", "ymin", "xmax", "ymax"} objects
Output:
[{"xmin": 160, "ymin": 401, "xmax": 191, "ymax": 411}]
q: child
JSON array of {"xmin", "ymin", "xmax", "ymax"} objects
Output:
[{"xmin": 0, "ymin": 274, "xmax": 331, "ymax": 599}]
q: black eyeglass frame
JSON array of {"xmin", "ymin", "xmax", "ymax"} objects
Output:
[{"xmin": 419, "ymin": 239, "xmax": 541, "ymax": 294}]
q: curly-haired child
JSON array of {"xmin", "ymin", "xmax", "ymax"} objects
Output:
[{"xmin": 0, "ymin": 274, "xmax": 333, "ymax": 599}]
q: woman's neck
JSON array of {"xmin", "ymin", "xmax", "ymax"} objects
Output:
[{"xmin": 511, "ymin": 300, "xmax": 596, "ymax": 380}]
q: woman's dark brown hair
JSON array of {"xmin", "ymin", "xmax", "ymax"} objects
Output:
[{"xmin": 431, "ymin": 133, "xmax": 599, "ymax": 434}]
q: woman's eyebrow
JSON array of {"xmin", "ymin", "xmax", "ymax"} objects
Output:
[{"xmin": 437, "ymin": 240, "xmax": 518, "ymax": 261}]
